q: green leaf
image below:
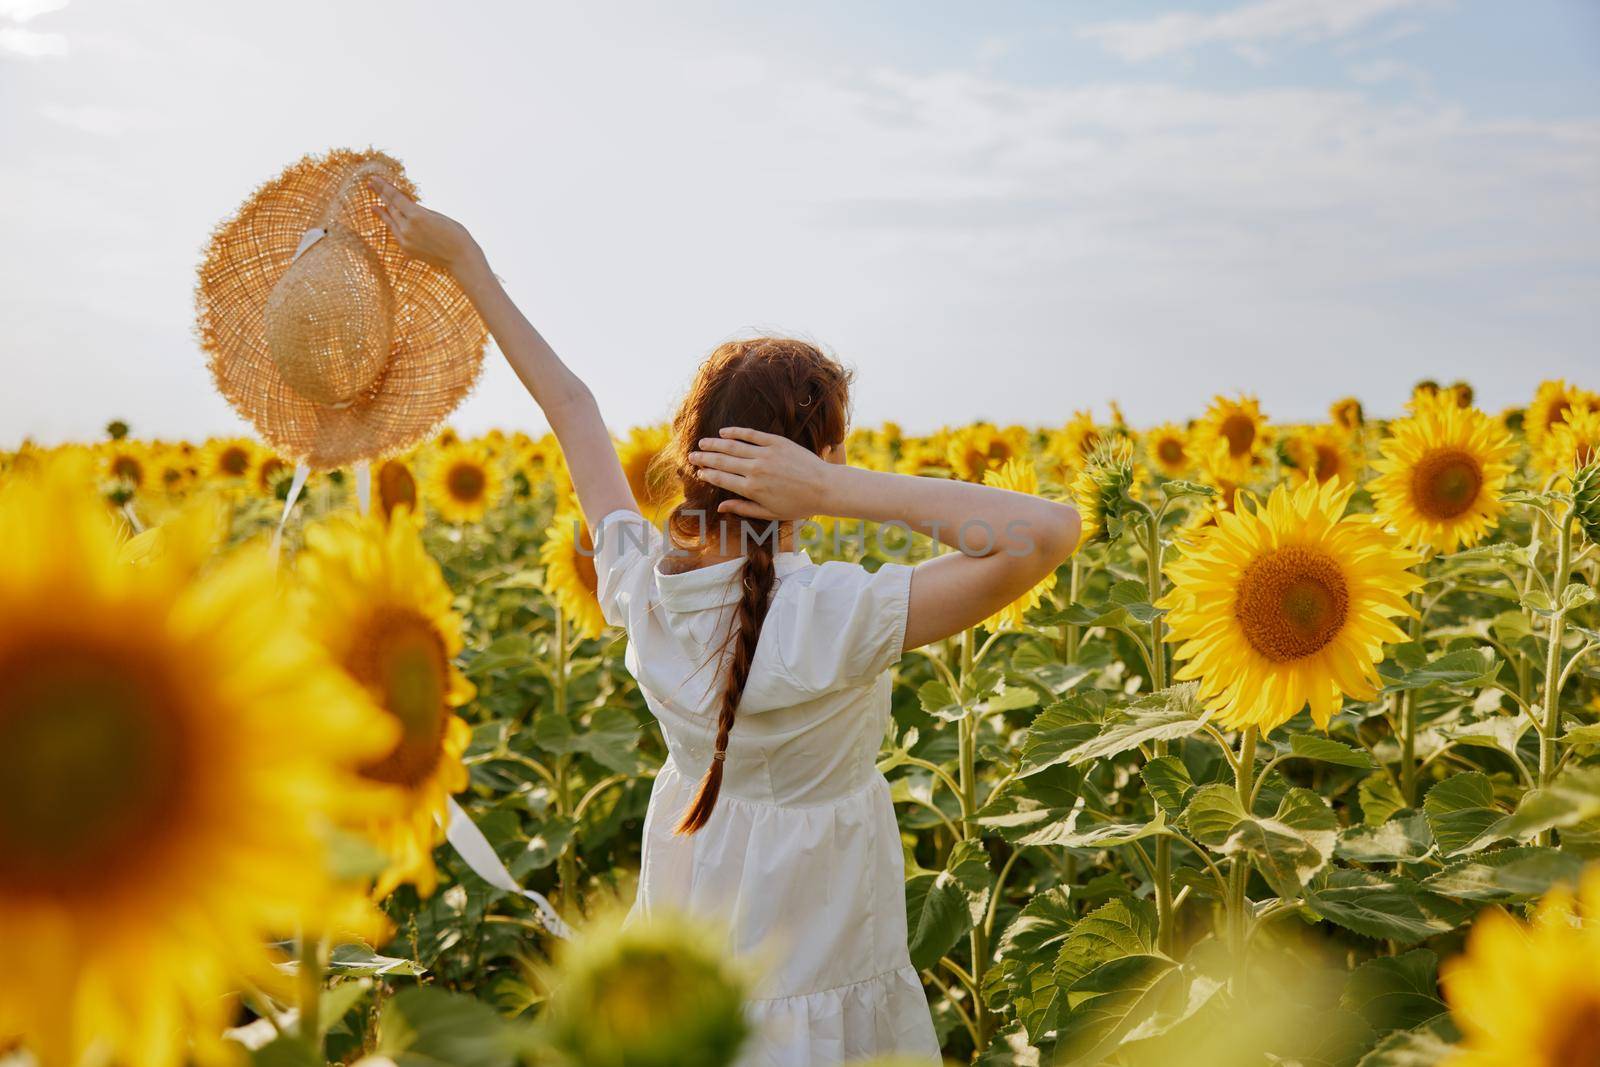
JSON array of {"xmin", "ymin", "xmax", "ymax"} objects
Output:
[
  {"xmin": 1306, "ymin": 870, "xmax": 1471, "ymax": 944},
  {"xmin": 905, "ymin": 868, "xmax": 973, "ymax": 971},
  {"xmin": 1423, "ymin": 773, "xmax": 1501, "ymax": 856},
  {"xmin": 1468, "ymin": 767, "xmax": 1600, "ymax": 849},
  {"xmin": 1337, "ymin": 813, "xmax": 1435, "ymax": 864},
  {"xmin": 945, "ymin": 837, "xmax": 995, "ymax": 925},
  {"xmin": 1053, "ymin": 897, "xmax": 1158, "ymax": 989},
  {"xmin": 1360, "ymin": 772, "xmax": 1409, "ymax": 827},
  {"xmin": 1055, "ymin": 954, "xmax": 1180, "ymax": 1067},
  {"xmin": 570, "ymin": 705, "xmax": 648, "ymax": 774},
  {"xmin": 1220, "ymin": 789, "xmax": 1336, "ymax": 899},
  {"xmin": 1340, "ymin": 950, "xmax": 1447, "ymax": 1035},
  {"xmin": 377, "ymin": 986, "xmax": 519, "ymax": 1067},
  {"xmin": 1141, "ymin": 755, "xmax": 1194, "ymax": 814},
  {"xmin": 1422, "ymin": 845, "xmax": 1587, "ymax": 902},
  {"xmin": 1160, "ymin": 479, "xmax": 1216, "ymax": 500},
  {"xmin": 1287, "ymin": 733, "xmax": 1377, "ymax": 769},
  {"xmin": 246, "ymin": 1038, "xmax": 320, "ymax": 1067},
  {"xmin": 918, "ymin": 679, "xmax": 964, "ymax": 721},
  {"xmin": 1379, "ymin": 647, "xmax": 1500, "ymax": 693},
  {"xmin": 1018, "ymin": 693, "xmax": 1107, "ymax": 776},
  {"xmin": 991, "ymin": 888, "xmax": 1077, "ymax": 1041},
  {"xmin": 1064, "ymin": 685, "xmax": 1206, "ymax": 767},
  {"xmin": 1015, "ymin": 804, "xmax": 1167, "ymax": 849},
  {"xmin": 1182, "ymin": 783, "xmax": 1248, "ymax": 848},
  {"xmin": 1355, "ymin": 1021, "xmax": 1460, "ymax": 1067},
  {"xmin": 327, "ymin": 943, "xmax": 427, "ymax": 977}
]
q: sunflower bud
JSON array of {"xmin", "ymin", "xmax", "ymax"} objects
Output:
[
  {"xmin": 1072, "ymin": 438, "xmax": 1137, "ymax": 545},
  {"xmin": 1572, "ymin": 461, "xmax": 1600, "ymax": 545},
  {"xmin": 539, "ymin": 912, "xmax": 752, "ymax": 1067}
]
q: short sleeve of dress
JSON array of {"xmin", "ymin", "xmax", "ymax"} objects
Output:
[
  {"xmin": 769, "ymin": 559, "xmax": 914, "ymax": 692},
  {"xmin": 592, "ymin": 509, "xmax": 662, "ymax": 628}
]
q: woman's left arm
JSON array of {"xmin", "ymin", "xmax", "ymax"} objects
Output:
[{"xmin": 369, "ymin": 177, "xmax": 635, "ymax": 531}]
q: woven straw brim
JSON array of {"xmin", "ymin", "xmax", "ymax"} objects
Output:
[{"xmin": 196, "ymin": 148, "xmax": 487, "ymax": 470}]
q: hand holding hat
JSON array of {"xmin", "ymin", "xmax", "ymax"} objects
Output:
[
  {"xmin": 366, "ymin": 175, "xmax": 481, "ymax": 274},
  {"xmin": 196, "ymin": 149, "xmax": 488, "ymax": 471}
]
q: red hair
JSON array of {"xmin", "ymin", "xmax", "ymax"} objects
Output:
[{"xmin": 662, "ymin": 338, "xmax": 852, "ymax": 834}]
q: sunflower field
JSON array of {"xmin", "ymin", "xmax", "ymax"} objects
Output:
[{"xmin": 3, "ymin": 378, "xmax": 1600, "ymax": 1067}]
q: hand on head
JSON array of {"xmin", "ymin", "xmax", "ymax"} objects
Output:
[{"xmin": 689, "ymin": 427, "xmax": 838, "ymax": 522}]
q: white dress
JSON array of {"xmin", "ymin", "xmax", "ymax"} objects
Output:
[{"xmin": 594, "ymin": 510, "xmax": 942, "ymax": 1067}]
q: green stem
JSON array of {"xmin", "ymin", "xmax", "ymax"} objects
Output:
[
  {"xmin": 1062, "ymin": 555, "xmax": 1083, "ymax": 664},
  {"xmin": 1227, "ymin": 728, "xmax": 1258, "ymax": 985},
  {"xmin": 1538, "ymin": 505, "xmax": 1576, "ymax": 842},
  {"xmin": 956, "ymin": 627, "xmax": 991, "ymax": 1052},
  {"xmin": 297, "ymin": 932, "xmax": 323, "ymax": 1049},
  {"xmin": 1143, "ymin": 509, "xmax": 1175, "ymax": 955},
  {"xmin": 552, "ymin": 608, "xmax": 579, "ymax": 915}
]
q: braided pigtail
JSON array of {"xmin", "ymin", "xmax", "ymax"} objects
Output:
[{"xmin": 674, "ymin": 527, "xmax": 777, "ymax": 834}]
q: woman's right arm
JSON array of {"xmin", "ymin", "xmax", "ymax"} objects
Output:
[
  {"xmin": 369, "ymin": 178, "xmax": 635, "ymax": 532},
  {"xmin": 690, "ymin": 428, "xmax": 1080, "ymax": 650}
]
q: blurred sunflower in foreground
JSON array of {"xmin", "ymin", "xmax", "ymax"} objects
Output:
[
  {"xmin": 1441, "ymin": 870, "xmax": 1600, "ymax": 1067},
  {"xmin": 1370, "ymin": 400, "xmax": 1515, "ymax": 554},
  {"xmin": 296, "ymin": 510, "xmax": 475, "ymax": 898},
  {"xmin": 1160, "ymin": 479, "xmax": 1423, "ymax": 732},
  {"xmin": 538, "ymin": 910, "xmax": 752, "ymax": 1067},
  {"xmin": 0, "ymin": 461, "xmax": 392, "ymax": 1067}
]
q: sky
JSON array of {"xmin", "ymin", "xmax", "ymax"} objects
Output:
[{"xmin": 1, "ymin": 0, "xmax": 1597, "ymax": 448}]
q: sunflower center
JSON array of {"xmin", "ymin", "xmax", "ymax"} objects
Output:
[
  {"xmin": 0, "ymin": 639, "xmax": 190, "ymax": 894},
  {"xmin": 1220, "ymin": 414, "xmax": 1256, "ymax": 457},
  {"xmin": 1411, "ymin": 448, "xmax": 1483, "ymax": 520},
  {"xmin": 1314, "ymin": 444, "xmax": 1340, "ymax": 482},
  {"xmin": 257, "ymin": 457, "xmax": 286, "ymax": 491},
  {"xmin": 110, "ymin": 455, "xmax": 144, "ymax": 484},
  {"xmin": 1157, "ymin": 439, "xmax": 1184, "ymax": 465},
  {"xmin": 1235, "ymin": 546, "xmax": 1350, "ymax": 662},
  {"xmin": 351, "ymin": 608, "xmax": 451, "ymax": 787},
  {"xmin": 219, "ymin": 446, "xmax": 251, "ymax": 476},
  {"xmin": 446, "ymin": 461, "xmax": 487, "ymax": 504},
  {"xmin": 378, "ymin": 460, "xmax": 417, "ymax": 517},
  {"xmin": 1549, "ymin": 995, "xmax": 1600, "ymax": 1066}
]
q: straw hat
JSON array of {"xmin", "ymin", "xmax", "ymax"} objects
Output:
[{"xmin": 197, "ymin": 148, "xmax": 486, "ymax": 470}]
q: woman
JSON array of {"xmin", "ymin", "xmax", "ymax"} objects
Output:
[{"xmin": 370, "ymin": 177, "xmax": 1080, "ymax": 1066}]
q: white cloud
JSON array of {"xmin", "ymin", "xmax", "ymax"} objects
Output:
[
  {"xmin": 0, "ymin": 0, "xmax": 67, "ymax": 21},
  {"xmin": 0, "ymin": 24, "xmax": 65, "ymax": 55},
  {"xmin": 1080, "ymin": 0, "xmax": 1448, "ymax": 62}
]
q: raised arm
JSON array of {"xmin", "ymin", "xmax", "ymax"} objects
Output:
[
  {"xmin": 690, "ymin": 428, "xmax": 1080, "ymax": 650},
  {"xmin": 369, "ymin": 177, "xmax": 635, "ymax": 531}
]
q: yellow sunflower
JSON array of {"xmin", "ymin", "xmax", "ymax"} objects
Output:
[
  {"xmin": 1541, "ymin": 396, "xmax": 1600, "ymax": 475},
  {"xmin": 295, "ymin": 512, "xmax": 476, "ymax": 898},
  {"xmin": 617, "ymin": 424, "xmax": 680, "ymax": 521},
  {"xmin": 1159, "ymin": 479, "xmax": 1423, "ymax": 733},
  {"xmin": 541, "ymin": 508, "xmax": 607, "ymax": 641},
  {"xmin": 946, "ymin": 423, "xmax": 1025, "ymax": 482},
  {"xmin": 1441, "ymin": 869, "xmax": 1600, "ymax": 1067},
  {"xmin": 980, "ymin": 458, "xmax": 1059, "ymax": 629},
  {"xmin": 1145, "ymin": 423, "xmax": 1192, "ymax": 478},
  {"xmin": 1285, "ymin": 424, "xmax": 1364, "ymax": 487},
  {"xmin": 1051, "ymin": 411, "xmax": 1104, "ymax": 472},
  {"xmin": 251, "ymin": 453, "xmax": 293, "ymax": 498},
  {"xmin": 426, "ymin": 443, "xmax": 503, "ymax": 524},
  {"xmin": 101, "ymin": 441, "xmax": 148, "ymax": 491},
  {"xmin": 199, "ymin": 437, "xmax": 256, "ymax": 484},
  {"xmin": 1329, "ymin": 397, "xmax": 1364, "ymax": 432},
  {"xmin": 1370, "ymin": 402, "xmax": 1516, "ymax": 554},
  {"xmin": 1525, "ymin": 379, "xmax": 1597, "ymax": 458},
  {"xmin": 0, "ymin": 461, "xmax": 392, "ymax": 1067},
  {"xmin": 1191, "ymin": 394, "xmax": 1269, "ymax": 482}
]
